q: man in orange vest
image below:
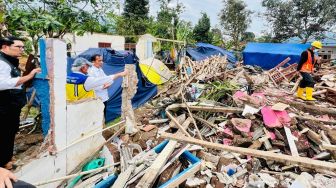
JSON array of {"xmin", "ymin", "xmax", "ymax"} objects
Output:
[{"xmin": 296, "ymin": 41, "xmax": 322, "ymax": 101}]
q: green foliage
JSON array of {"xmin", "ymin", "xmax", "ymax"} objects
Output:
[
  {"xmin": 255, "ymin": 32, "xmax": 276, "ymax": 43},
  {"xmin": 203, "ymin": 81, "xmax": 239, "ymax": 102},
  {"xmin": 193, "ymin": 13, "xmax": 212, "ymax": 43},
  {"xmin": 220, "ymin": 0, "xmax": 252, "ymax": 50},
  {"xmin": 262, "ymin": 0, "xmax": 336, "ymax": 43},
  {"xmin": 211, "ymin": 28, "xmax": 224, "ymax": 47},
  {"xmin": 151, "ymin": 0, "xmax": 185, "ymax": 50},
  {"xmin": 121, "ymin": 0, "xmax": 149, "ymax": 36},
  {"xmin": 176, "ymin": 20, "xmax": 194, "ymax": 44},
  {"xmin": 4, "ymin": 0, "xmax": 116, "ymax": 53},
  {"xmin": 241, "ymin": 32, "xmax": 255, "ymax": 42}
]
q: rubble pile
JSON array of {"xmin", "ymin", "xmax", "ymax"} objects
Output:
[{"xmin": 72, "ymin": 56, "xmax": 336, "ymax": 188}]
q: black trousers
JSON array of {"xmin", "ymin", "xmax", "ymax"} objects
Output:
[
  {"xmin": 0, "ymin": 89, "xmax": 25, "ymax": 167},
  {"xmin": 299, "ymin": 72, "xmax": 315, "ymax": 88},
  {"xmin": 0, "ymin": 106, "xmax": 21, "ymax": 167},
  {"xmin": 12, "ymin": 180, "xmax": 36, "ymax": 188}
]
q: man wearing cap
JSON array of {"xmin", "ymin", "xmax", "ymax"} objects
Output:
[
  {"xmin": 0, "ymin": 36, "xmax": 39, "ymax": 188},
  {"xmin": 296, "ymin": 41, "xmax": 322, "ymax": 101},
  {"xmin": 66, "ymin": 57, "xmax": 127, "ymax": 102}
]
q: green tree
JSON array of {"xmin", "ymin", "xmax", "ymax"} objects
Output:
[
  {"xmin": 220, "ymin": 0, "xmax": 252, "ymax": 50},
  {"xmin": 150, "ymin": 0, "xmax": 184, "ymax": 50},
  {"xmin": 211, "ymin": 28, "xmax": 224, "ymax": 47},
  {"xmin": 176, "ymin": 20, "xmax": 194, "ymax": 44},
  {"xmin": 0, "ymin": 0, "xmax": 7, "ymax": 37},
  {"xmin": 4, "ymin": 0, "xmax": 114, "ymax": 53},
  {"xmin": 193, "ymin": 12, "xmax": 212, "ymax": 43},
  {"xmin": 154, "ymin": 0, "xmax": 184, "ymax": 40},
  {"xmin": 262, "ymin": 0, "xmax": 336, "ymax": 43},
  {"xmin": 122, "ymin": 0, "xmax": 149, "ymax": 36},
  {"xmin": 256, "ymin": 32, "xmax": 276, "ymax": 43},
  {"xmin": 241, "ymin": 32, "xmax": 255, "ymax": 42}
]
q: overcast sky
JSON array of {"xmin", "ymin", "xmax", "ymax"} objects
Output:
[{"xmin": 148, "ymin": 0, "xmax": 268, "ymax": 36}]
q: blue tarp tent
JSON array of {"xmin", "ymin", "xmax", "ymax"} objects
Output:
[
  {"xmin": 243, "ymin": 43, "xmax": 310, "ymax": 70},
  {"xmin": 186, "ymin": 43, "xmax": 237, "ymax": 64},
  {"xmin": 68, "ymin": 48, "xmax": 157, "ymax": 122}
]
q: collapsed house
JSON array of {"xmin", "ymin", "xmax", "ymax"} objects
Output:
[{"xmin": 13, "ymin": 38, "xmax": 336, "ymax": 188}]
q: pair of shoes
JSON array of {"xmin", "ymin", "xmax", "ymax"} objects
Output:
[
  {"xmin": 305, "ymin": 87, "xmax": 316, "ymax": 101},
  {"xmin": 297, "ymin": 87, "xmax": 306, "ymax": 100}
]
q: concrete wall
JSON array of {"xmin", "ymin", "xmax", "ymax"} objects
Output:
[
  {"xmin": 320, "ymin": 46, "xmax": 336, "ymax": 59},
  {"xmin": 63, "ymin": 33, "xmax": 125, "ymax": 55},
  {"xmin": 15, "ymin": 39, "xmax": 107, "ymax": 187}
]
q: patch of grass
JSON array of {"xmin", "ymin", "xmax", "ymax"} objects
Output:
[{"xmin": 105, "ymin": 116, "xmax": 121, "ymax": 127}]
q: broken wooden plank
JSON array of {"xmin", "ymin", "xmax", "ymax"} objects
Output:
[
  {"xmin": 294, "ymin": 115, "xmax": 336, "ymax": 125},
  {"xmin": 166, "ymin": 111, "xmax": 191, "ymax": 137},
  {"xmin": 182, "ymin": 100, "xmax": 203, "ymax": 140},
  {"xmin": 112, "ymin": 165, "xmax": 135, "ymax": 188},
  {"xmin": 136, "ymin": 140, "xmax": 177, "ymax": 188},
  {"xmin": 284, "ymin": 127, "xmax": 299, "ymax": 157},
  {"xmin": 279, "ymin": 100, "xmax": 336, "ymax": 116},
  {"xmin": 166, "ymin": 103, "xmax": 243, "ymax": 114},
  {"xmin": 321, "ymin": 144, "xmax": 336, "ymax": 151},
  {"xmin": 160, "ymin": 132, "xmax": 336, "ymax": 171}
]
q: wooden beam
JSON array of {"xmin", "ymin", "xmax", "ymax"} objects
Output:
[
  {"xmin": 160, "ymin": 132, "xmax": 336, "ymax": 171},
  {"xmin": 295, "ymin": 115, "xmax": 336, "ymax": 125},
  {"xmin": 136, "ymin": 140, "xmax": 178, "ymax": 188},
  {"xmin": 166, "ymin": 110, "xmax": 191, "ymax": 137},
  {"xmin": 279, "ymin": 100, "xmax": 336, "ymax": 117},
  {"xmin": 321, "ymin": 144, "xmax": 336, "ymax": 151},
  {"xmin": 166, "ymin": 103, "xmax": 243, "ymax": 114},
  {"xmin": 112, "ymin": 165, "xmax": 135, "ymax": 188}
]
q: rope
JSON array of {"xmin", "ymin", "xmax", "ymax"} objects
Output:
[{"xmin": 57, "ymin": 120, "xmax": 125, "ymax": 153}]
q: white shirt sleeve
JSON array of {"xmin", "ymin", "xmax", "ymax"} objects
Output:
[
  {"xmin": 0, "ymin": 61, "xmax": 21, "ymax": 90},
  {"xmin": 88, "ymin": 67, "xmax": 107, "ymax": 90},
  {"xmin": 84, "ymin": 75, "xmax": 114, "ymax": 91}
]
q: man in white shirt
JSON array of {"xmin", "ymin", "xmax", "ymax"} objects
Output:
[
  {"xmin": 0, "ymin": 36, "xmax": 40, "ymax": 188},
  {"xmin": 88, "ymin": 54, "xmax": 109, "ymax": 102}
]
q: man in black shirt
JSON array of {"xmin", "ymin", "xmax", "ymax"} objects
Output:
[{"xmin": 0, "ymin": 37, "xmax": 40, "ymax": 188}]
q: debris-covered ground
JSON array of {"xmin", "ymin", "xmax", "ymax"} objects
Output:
[
  {"xmin": 15, "ymin": 56, "xmax": 336, "ymax": 187},
  {"xmin": 96, "ymin": 56, "xmax": 336, "ymax": 188}
]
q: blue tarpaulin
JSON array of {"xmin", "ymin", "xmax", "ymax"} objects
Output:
[
  {"xmin": 186, "ymin": 43, "xmax": 237, "ymax": 64},
  {"xmin": 243, "ymin": 43, "xmax": 310, "ymax": 70},
  {"xmin": 68, "ymin": 48, "xmax": 157, "ymax": 123}
]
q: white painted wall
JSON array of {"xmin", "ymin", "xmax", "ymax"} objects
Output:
[
  {"xmin": 63, "ymin": 33, "xmax": 125, "ymax": 55},
  {"xmin": 66, "ymin": 99, "xmax": 105, "ymax": 172}
]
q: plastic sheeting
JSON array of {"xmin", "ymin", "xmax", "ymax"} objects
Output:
[
  {"xmin": 243, "ymin": 43, "xmax": 310, "ymax": 70},
  {"xmin": 186, "ymin": 43, "xmax": 237, "ymax": 64},
  {"xmin": 68, "ymin": 48, "xmax": 157, "ymax": 123}
]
